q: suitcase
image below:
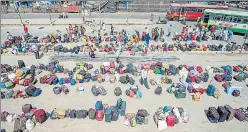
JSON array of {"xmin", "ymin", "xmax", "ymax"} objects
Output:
[
  {"xmin": 207, "ymin": 107, "xmax": 220, "ymax": 123},
  {"xmin": 235, "ymin": 109, "xmax": 245, "ymax": 121},
  {"xmin": 166, "ymin": 115, "xmax": 175, "ymax": 127},
  {"xmin": 217, "ymin": 106, "xmax": 228, "ymax": 122},
  {"xmin": 224, "ymin": 105, "xmax": 235, "ymax": 121},
  {"xmin": 96, "ymin": 110, "xmax": 104, "ymax": 121}
]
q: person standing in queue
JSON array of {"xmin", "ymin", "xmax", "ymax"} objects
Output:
[{"xmin": 24, "ymin": 25, "xmax": 28, "ymax": 34}]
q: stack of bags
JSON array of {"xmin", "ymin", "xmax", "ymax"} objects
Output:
[
  {"xmin": 167, "ymin": 83, "xmax": 187, "ymax": 99},
  {"xmin": 125, "ymin": 86, "xmax": 142, "ymax": 99},
  {"xmin": 206, "ymin": 84, "xmax": 220, "ymax": 99},
  {"xmin": 153, "ymin": 106, "xmax": 189, "ymax": 131},
  {"xmin": 222, "ymin": 82, "xmax": 243, "ymax": 97}
]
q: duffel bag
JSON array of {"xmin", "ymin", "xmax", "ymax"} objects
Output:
[
  {"xmin": 114, "ymin": 87, "xmax": 122, "ymax": 96},
  {"xmin": 32, "ymin": 88, "xmax": 42, "ymax": 97},
  {"xmin": 53, "ymin": 87, "xmax": 62, "ymax": 95},
  {"xmin": 129, "ymin": 77, "xmax": 135, "ymax": 85},
  {"xmin": 22, "ymin": 104, "xmax": 32, "ymax": 114},
  {"xmin": 154, "ymin": 86, "xmax": 162, "ymax": 95},
  {"xmin": 25, "ymin": 85, "xmax": 37, "ymax": 96},
  {"xmin": 91, "ymin": 85, "xmax": 100, "ymax": 96}
]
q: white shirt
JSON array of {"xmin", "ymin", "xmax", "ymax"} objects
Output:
[{"xmin": 141, "ymin": 69, "xmax": 147, "ymax": 79}]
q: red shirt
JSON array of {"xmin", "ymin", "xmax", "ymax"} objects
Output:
[{"xmin": 24, "ymin": 27, "xmax": 28, "ymax": 33}]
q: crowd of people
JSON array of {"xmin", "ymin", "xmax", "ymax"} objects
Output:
[{"xmin": 3, "ymin": 20, "xmax": 241, "ymax": 60}]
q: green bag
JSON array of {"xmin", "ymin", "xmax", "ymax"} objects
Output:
[
  {"xmin": 130, "ymin": 116, "xmax": 136, "ymax": 127},
  {"xmin": 5, "ymin": 81, "xmax": 14, "ymax": 89},
  {"xmin": 174, "ymin": 91, "xmax": 186, "ymax": 99},
  {"xmin": 153, "ymin": 68, "xmax": 161, "ymax": 74}
]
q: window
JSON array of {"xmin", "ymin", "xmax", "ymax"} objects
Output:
[
  {"xmin": 191, "ymin": 7, "xmax": 197, "ymax": 12},
  {"xmin": 237, "ymin": 17, "xmax": 242, "ymax": 23},
  {"xmin": 209, "ymin": 14, "xmax": 215, "ymax": 20},
  {"xmin": 225, "ymin": 16, "xmax": 232, "ymax": 22},
  {"xmin": 232, "ymin": 17, "xmax": 238, "ymax": 22},
  {"xmin": 216, "ymin": 15, "xmax": 223, "ymax": 21},
  {"xmin": 198, "ymin": 8, "xmax": 203, "ymax": 12},
  {"xmin": 185, "ymin": 7, "xmax": 191, "ymax": 12},
  {"xmin": 244, "ymin": 18, "xmax": 248, "ymax": 24}
]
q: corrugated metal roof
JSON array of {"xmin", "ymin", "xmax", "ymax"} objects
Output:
[{"xmin": 204, "ymin": 9, "xmax": 248, "ymax": 17}]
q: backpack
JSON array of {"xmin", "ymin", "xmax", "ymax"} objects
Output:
[
  {"xmin": 69, "ymin": 109, "xmax": 77, "ymax": 119},
  {"xmin": 53, "ymin": 87, "xmax": 62, "ymax": 95},
  {"xmin": 22, "ymin": 104, "xmax": 32, "ymax": 114},
  {"xmin": 76, "ymin": 110, "xmax": 88, "ymax": 119},
  {"xmin": 98, "ymin": 86, "xmax": 107, "ymax": 96},
  {"xmin": 61, "ymin": 85, "xmax": 69, "ymax": 94},
  {"xmin": 32, "ymin": 88, "xmax": 42, "ymax": 97},
  {"xmin": 129, "ymin": 77, "xmax": 135, "ymax": 85},
  {"xmin": 155, "ymin": 86, "xmax": 162, "ymax": 95},
  {"xmin": 105, "ymin": 108, "xmax": 112, "ymax": 122},
  {"xmin": 96, "ymin": 110, "xmax": 104, "ymax": 121},
  {"xmin": 137, "ymin": 109, "xmax": 149, "ymax": 117},
  {"xmin": 111, "ymin": 107, "xmax": 119, "ymax": 121},
  {"xmin": 25, "ymin": 85, "xmax": 37, "ymax": 96},
  {"xmin": 35, "ymin": 109, "xmax": 47, "ymax": 124},
  {"xmin": 114, "ymin": 87, "xmax": 122, "ymax": 96},
  {"xmin": 95, "ymin": 101, "xmax": 103, "ymax": 111},
  {"xmin": 136, "ymin": 115, "xmax": 145, "ymax": 125},
  {"xmin": 116, "ymin": 98, "xmax": 123, "ymax": 109},
  {"xmin": 70, "ymin": 79, "xmax": 76, "ymax": 85},
  {"xmin": 137, "ymin": 91, "xmax": 142, "ymax": 99},
  {"xmin": 91, "ymin": 85, "xmax": 100, "ymax": 96},
  {"xmin": 88, "ymin": 108, "xmax": 96, "ymax": 120},
  {"xmin": 120, "ymin": 101, "xmax": 126, "ymax": 116}
]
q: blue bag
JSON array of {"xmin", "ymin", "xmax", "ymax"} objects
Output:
[
  {"xmin": 137, "ymin": 91, "xmax": 142, "ymax": 99},
  {"xmin": 52, "ymin": 78, "xmax": 59, "ymax": 85},
  {"xmin": 105, "ymin": 107, "xmax": 112, "ymax": 123},
  {"xmin": 186, "ymin": 77, "xmax": 192, "ymax": 83},
  {"xmin": 170, "ymin": 68, "xmax": 176, "ymax": 75},
  {"xmin": 160, "ymin": 70, "xmax": 165, "ymax": 75},
  {"xmin": 206, "ymin": 84, "xmax": 216, "ymax": 96},
  {"xmin": 221, "ymin": 74, "xmax": 228, "ymax": 79},
  {"xmin": 116, "ymin": 98, "xmax": 123, "ymax": 109},
  {"xmin": 95, "ymin": 101, "xmax": 103, "ymax": 110},
  {"xmin": 32, "ymin": 88, "xmax": 42, "ymax": 97},
  {"xmin": 50, "ymin": 110, "xmax": 56, "ymax": 120},
  {"xmin": 0, "ymin": 82, "xmax": 6, "ymax": 88},
  {"xmin": 91, "ymin": 76, "xmax": 97, "ymax": 82},
  {"xmin": 70, "ymin": 79, "xmax": 76, "ymax": 85},
  {"xmin": 119, "ymin": 101, "xmax": 126, "ymax": 116},
  {"xmin": 163, "ymin": 106, "xmax": 170, "ymax": 113},
  {"xmin": 59, "ymin": 78, "xmax": 64, "ymax": 85},
  {"xmin": 203, "ymin": 73, "xmax": 209, "ymax": 82},
  {"xmin": 78, "ymin": 79, "xmax": 84, "ymax": 83}
]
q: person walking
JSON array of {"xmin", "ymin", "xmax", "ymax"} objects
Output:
[
  {"xmin": 167, "ymin": 25, "xmax": 172, "ymax": 37},
  {"xmin": 228, "ymin": 30, "xmax": 233, "ymax": 42}
]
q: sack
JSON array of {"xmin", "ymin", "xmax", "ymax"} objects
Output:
[
  {"xmin": 88, "ymin": 108, "xmax": 96, "ymax": 120},
  {"xmin": 53, "ymin": 108, "xmax": 66, "ymax": 119},
  {"xmin": 130, "ymin": 116, "xmax": 136, "ymax": 127},
  {"xmin": 22, "ymin": 104, "xmax": 32, "ymax": 114},
  {"xmin": 224, "ymin": 105, "xmax": 235, "ymax": 121},
  {"xmin": 155, "ymin": 86, "xmax": 162, "ymax": 95},
  {"xmin": 235, "ymin": 108, "xmax": 245, "ymax": 121},
  {"xmin": 96, "ymin": 110, "xmax": 104, "ymax": 121},
  {"xmin": 91, "ymin": 85, "xmax": 100, "ymax": 96},
  {"xmin": 18, "ymin": 60, "xmax": 25, "ymax": 68},
  {"xmin": 110, "ymin": 75, "xmax": 116, "ymax": 83},
  {"xmin": 158, "ymin": 119, "xmax": 167, "ymax": 130},
  {"xmin": 1, "ymin": 111, "xmax": 9, "ymax": 122},
  {"xmin": 95, "ymin": 101, "xmax": 103, "ymax": 111},
  {"xmin": 35, "ymin": 109, "xmax": 47, "ymax": 124},
  {"xmin": 26, "ymin": 119, "xmax": 35, "ymax": 131},
  {"xmin": 25, "ymin": 85, "xmax": 37, "ymax": 96},
  {"xmin": 111, "ymin": 107, "xmax": 119, "ymax": 121},
  {"xmin": 76, "ymin": 110, "xmax": 88, "ymax": 119},
  {"xmin": 114, "ymin": 87, "xmax": 122, "ymax": 96},
  {"xmin": 120, "ymin": 101, "xmax": 126, "ymax": 116},
  {"xmin": 32, "ymin": 88, "xmax": 42, "ymax": 97},
  {"xmin": 105, "ymin": 107, "xmax": 112, "ymax": 122},
  {"xmin": 53, "ymin": 87, "xmax": 62, "ymax": 95},
  {"xmin": 69, "ymin": 109, "xmax": 77, "ymax": 119}
]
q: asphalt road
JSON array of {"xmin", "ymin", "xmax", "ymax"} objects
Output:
[{"xmin": 1, "ymin": 12, "xmax": 166, "ymax": 20}]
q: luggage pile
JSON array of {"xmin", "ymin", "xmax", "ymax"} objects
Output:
[
  {"xmin": 167, "ymin": 83, "xmax": 187, "ymax": 99},
  {"xmin": 206, "ymin": 84, "xmax": 220, "ymax": 99},
  {"xmin": 233, "ymin": 71, "xmax": 248, "ymax": 82},
  {"xmin": 222, "ymin": 82, "xmax": 243, "ymax": 97},
  {"xmin": 206, "ymin": 105, "xmax": 248, "ymax": 123},
  {"xmin": 125, "ymin": 85, "xmax": 142, "ymax": 99},
  {"xmin": 124, "ymin": 109, "xmax": 149, "ymax": 127},
  {"xmin": 1, "ymin": 104, "xmax": 48, "ymax": 131},
  {"xmin": 53, "ymin": 85, "xmax": 69, "ymax": 95},
  {"xmin": 153, "ymin": 106, "xmax": 189, "ymax": 131},
  {"xmin": 183, "ymin": 65, "xmax": 210, "ymax": 84}
]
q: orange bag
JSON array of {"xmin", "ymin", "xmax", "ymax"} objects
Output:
[{"xmin": 16, "ymin": 70, "xmax": 24, "ymax": 77}]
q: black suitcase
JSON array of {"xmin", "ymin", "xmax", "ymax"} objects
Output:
[
  {"xmin": 18, "ymin": 60, "xmax": 25, "ymax": 68},
  {"xmin": 217, "ymin": 106, "xmax": 228, "ymax": 122},
  {"xmin": 207, "ymin": 107, "xmax": 220, "ymax": 120}
]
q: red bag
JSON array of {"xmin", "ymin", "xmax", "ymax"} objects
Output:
[
  {"xmin": 35, "ymin": 109, "xmax": 47, "ymax": 124},
  {"xmin": 104, "ymin": 48, "xmax": 109, "ymax": 52},
  {"xmin": 215, "ymin": 74, "xmax": 223, "ymax": 82},
  {"xmin": 196, "ymin": 66, "xmax": 203, "ymax": 73},
  {"xmin": 119, "ymin": 68, "xmax": 124, "ymax": 74},
  {"xmin": 105, "ymin": 37, "xmax": 110, "ymax": 42},
  {"xmin": 233, "ymin": 66, "xmax": 240, "ymax": 72},
  {"xmin": 166, "ymin": 115, "xmax": 175, "ymax": 127},
  {"xmin": 23, "ymin": 79, "xmax": 30, "ymax": 86},
  {"xmin": 191, "ymin": 76, "xmax": 196, "ymax": 82},
  {"xmin": 13, "ymin": 76, "xmax": 19, "ymax": 84},
  {"xmin": 110, "ymin": 61, "xmax": 115, "ymax": 68},
  {"xmin": 104, "ymin": 66, "xmax": 110, "ymax": 73},
  {"xmin": 41, "ymin": 76, "xmax": 47, "ymax": 84},
  {"xmin": 95, "ymin": 110, "xmax": 104, "ymax": 121},
  {"xmin": 193, "ymin": 88, "xmax": 205, "ymax": 94}
]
